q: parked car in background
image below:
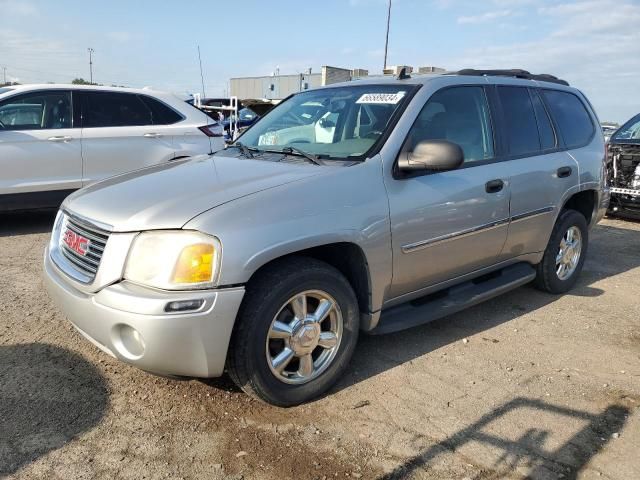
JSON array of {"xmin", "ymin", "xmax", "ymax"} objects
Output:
[
  {"xmin": 44, "ymin": 70, "xmax": 607, "ymax": 406},
  {"xmin": 601, "ymin": 122, "xmax": 619, "ymax": 143},
  {"xmin": 607, "ymin": 113, "xmax": 640, "ymax": 217},
  {"xmin": 0, "ymin": 84, "xmax": 223, "ymax": 212},
  {"xmin": 222, "ymin": 100, "xmax": 275, "ymax": 142}
]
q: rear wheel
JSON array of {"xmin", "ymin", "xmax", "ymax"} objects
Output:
[
  {"xmin": 535, "ymin": 209, "xmax": 588, "ymax": 294},
  {"xmin": 226, "ymin": 257, "xmax": 359, "ymax": 406}
]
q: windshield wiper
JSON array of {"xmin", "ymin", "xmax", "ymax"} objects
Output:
[
  {"xmin": 279, "ymin": 146, "xmax": 323, "ymax": 165},
  {"xmin": 226, "ymin": 141, "xmax": 259, "ymax": 158}
]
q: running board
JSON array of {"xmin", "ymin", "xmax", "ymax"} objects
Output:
[{"xmin": 370, "ymin": 263, "xmax": 536, "ymax": 335}]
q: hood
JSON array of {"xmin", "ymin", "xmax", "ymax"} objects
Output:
[{"xmin": 63, "ymin": 154, "xmax": 321, "ymax": 232}]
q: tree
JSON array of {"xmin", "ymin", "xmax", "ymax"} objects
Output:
[{"xmin": 71, "ymin": 78, "xmax": 94, "ymax": 85}]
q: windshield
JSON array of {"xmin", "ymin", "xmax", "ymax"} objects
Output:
[
  {"xmin": 612, "ymin": 114, "xmax": 640, "ymax": 142},
  {"xmin": 238, "ymin": 84, "xmax": 415, "ymax": 159},
  {"xmin": 0, "ymin": 87, "xmax": 15, "ymax": 95}
]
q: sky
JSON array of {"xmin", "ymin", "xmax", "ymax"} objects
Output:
[{"xmin": 1, "ymin": 0, "xmax": 639, "ymax": 123}]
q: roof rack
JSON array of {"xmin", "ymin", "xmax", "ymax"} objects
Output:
[{"xmin": 454, "ymin": 69, "xmax": 569, "ymax": 86}]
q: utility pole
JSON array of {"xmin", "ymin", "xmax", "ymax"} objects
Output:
[
  {"xmin": 383, "ymin": 0, "xmax": 392, "ymax": 71},
  {"xmin": 87, "ymin": 48, "xmax": 94, "ymax": 84},
  {"xmin": 2, "ymin": 66, "xmax": 6, "ymax": 85},
  {"xmin": 197, "ymin": 45, "xmax": 206, "ymax": 98}
]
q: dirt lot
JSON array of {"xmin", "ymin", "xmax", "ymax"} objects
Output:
[{"xmin": 1, "ymin": 213, "xmax": 638, "ymax": 480}]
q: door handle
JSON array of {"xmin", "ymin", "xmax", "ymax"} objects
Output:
[
  {"xmin": 557, "ymin": 166, "xmax": 572, "ymax": 178},
  {"xmin": 485, "ymin": 179, "xmax": 504, "ymax": 193},
  {"xmin": 143, "ymin": 132, "xmax": 163, "ymax": 138},
  {"xmin": 48, "ymin": 135, "xmax": 73, "ymax": 142}
]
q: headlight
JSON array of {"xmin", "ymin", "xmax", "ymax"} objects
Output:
[{"xmin": 124, "ymin": 231, "xmax": 221, "ymax": 290}]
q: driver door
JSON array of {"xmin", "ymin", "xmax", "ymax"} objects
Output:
[{"xmin": 385, "ymin": 85, "xmax": 510, "ymax": 299}]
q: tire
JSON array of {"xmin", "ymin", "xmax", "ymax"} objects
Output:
[
  {"xmin": 535, "ymin": 209, "xmax": 588, "ymax": 294},
  {"xmin": 226, "ymin": 256, "xmax": 359, "ymax": 407}
]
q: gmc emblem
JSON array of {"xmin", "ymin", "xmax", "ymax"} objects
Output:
[{"xmin": 62, "ymin": 228, "xmax": 90, "ymax": 256}]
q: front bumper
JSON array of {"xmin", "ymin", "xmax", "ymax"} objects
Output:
[{"xmin": 44, "ymin": 246, "xmax": 245, "ymax": 378}]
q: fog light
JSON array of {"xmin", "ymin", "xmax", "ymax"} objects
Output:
[
  {"xmin": 165, "ymin": 299, "xmax": 205, "ymax": 313},
  {"xmin": 113, "ymin": 324, "xmax": 145, "ymax": 359}
]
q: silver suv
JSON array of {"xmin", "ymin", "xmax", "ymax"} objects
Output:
[{"xmin": 44, "ymin": 70, "xmax": 608, "ymax": 406}]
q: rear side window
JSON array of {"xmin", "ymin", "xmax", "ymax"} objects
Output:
[
  {"xmin": 0, "ymin": 91, "xmax": 71, "ymax": 130},
  {"xmin": 83, "ymin": 92, "xmax": 153, "ymax": 128},
  {"xmin": 531, "ymin": 90, "xmax": 556, "ymax": 150},
  {"xmin": 407, "ymin": 86, "xmax": 494, "ymax": 163},
  {"xmin": 497, "ymin": 87, "xmax": 540, "ymax": 156},
  {"xmin": 139, "ymin": 95, "xmax": 183, "ymax": 125},
  {"xmin": 542, "ymin": 90, "xmax": 594, "ymax": 148}
]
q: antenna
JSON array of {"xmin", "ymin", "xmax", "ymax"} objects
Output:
[
  {"xmin": 383, "ymin": 0, "xmax": 392, "ymax": 71},
  {"xmin": 197, "ymin": 45, "xmax": 206, "ymax": 98}
]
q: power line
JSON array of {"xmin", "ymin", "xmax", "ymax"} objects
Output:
[{"xmin": 88, "ymin": 47, "xmax": 95, "ymax": 84}]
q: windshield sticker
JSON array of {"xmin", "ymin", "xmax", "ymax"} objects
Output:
[{"xmin": 356, "ymin": 91, "xmax": 406, "ymax": 104}]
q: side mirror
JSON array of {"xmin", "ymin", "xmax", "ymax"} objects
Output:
[{"xmin": 398, "ymin": 140, "xmax": 464, "ymax": 172}]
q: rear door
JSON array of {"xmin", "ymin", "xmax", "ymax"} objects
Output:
[
  {"xmin": 79, "ymin": 91, "xmax": 175, "ymax": 185},
  {"xmin": 0, "ymin": 89, "xmax": 82, "ymax": 207},
  {"xmin": 496, "ymin": 86, "xmax": 582, "ymax": 258}
]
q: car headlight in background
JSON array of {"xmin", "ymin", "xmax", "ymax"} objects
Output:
[{"xmin": 124, "ymin": 231, "xmax": 221, "ymax": 290}]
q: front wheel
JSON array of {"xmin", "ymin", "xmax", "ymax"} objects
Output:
[
  {"xmin": 535, "ymin": 209, "xmax": 588, "ymax": 294},
  {"xmin": 226, "ymin": 257, "xmax": 359, "ymax": 406}
]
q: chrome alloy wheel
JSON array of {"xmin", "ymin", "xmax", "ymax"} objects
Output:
[
  {"xmin": 555, "ymin": 226, "xmax": 582, "ymax": 281},
  {"xmin": 266, "ymin": 290, "xmax": 343, "ymax": 385}
]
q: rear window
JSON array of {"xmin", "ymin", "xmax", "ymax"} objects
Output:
[
  {"xmin": 83, "ymin": 91, "xmax": 153, "ymax": 128},
  {"xmin": 542, "ymin": 90, "xmax": 594, "ymax": 148},
  {"xmin": 498, "ymin": 87, "xmax": 540, "ymax": 156},
  {"xmin": 140, "ymin": 95, "xmax": 183, "ymax": 125}
]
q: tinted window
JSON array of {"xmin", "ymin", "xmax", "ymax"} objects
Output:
[
  {"xmin": 407, "ymin": 86, "xmax": 494, "ymax": 163},
  {"xmin": 84, "ymin": 92, "xmax": 152, "ymax": 128},
  {"xmin": 139, "ymin": 95, "xmax": 182, "ymax": 125},
  {"xmin": 0, "ymin": 91, "xmax": 71, "ymax": 130},
  {"xmin": 531, "ymin": 90, "xmax": 556, "ymax": 150},
  {"xmin": 498, "ymin": 87, "xmax": 540, "ymax": 155},
  {"xmin": 542, "ymin": 90, "xmax": 594, "ymax": 148}
]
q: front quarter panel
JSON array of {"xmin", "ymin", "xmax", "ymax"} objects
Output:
[{"xmin": 184, "ymin": 156, "xmax": 392, "ymax": 313}]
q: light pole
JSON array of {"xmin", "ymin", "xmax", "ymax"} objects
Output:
[
  {"xmin": 2, "ymin": 66, "xmax": 6, "ymax": 85},
  {"xmin": 87, "ymin": 48, "xmax": 94, "ymax": 84},
  {"xmin": 383, "ymin": 0, "xmax": 392, "ymax": 71}
]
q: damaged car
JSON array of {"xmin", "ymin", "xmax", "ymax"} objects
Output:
[{"xmin": 608, "ymin": 113, "xmax": 640, "ymax": 217}]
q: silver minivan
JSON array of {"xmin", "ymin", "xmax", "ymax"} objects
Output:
[
  {"xmin": 44, "ymin": 70, "xmax": 608, "ymax": 406},
  {"xmin": 0, "ymin": 84, "xmax": 223, "ymax": 212}
]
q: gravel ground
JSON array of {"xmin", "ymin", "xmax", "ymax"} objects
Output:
[{"xmin": 0, "ymin": 212, "xmax": 638, "ymax": 480}]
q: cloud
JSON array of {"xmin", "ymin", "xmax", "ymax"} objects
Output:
[
  {"xmin": 457, "ymin": 9, "xmax": 511, "ymax": 24},
  {"xmin": 0, "ymin": 0, "xmax": 37, "ymax": 15},
  {"xmin": 107, "ymin": 31, "xmax": 132, "ymax": 43},
  {"xmin": 449, "ymin": 0, "xmax": 640, "ymax": 122}
]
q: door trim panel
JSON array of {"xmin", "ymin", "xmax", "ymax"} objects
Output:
[{"xmin": 401, "ymin": 218, "xmax": 510, "ymax": 253}]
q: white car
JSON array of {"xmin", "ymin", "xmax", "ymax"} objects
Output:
[{"xmin": 0, "ymin": 84, "xmax": 224, "ymax": 212}]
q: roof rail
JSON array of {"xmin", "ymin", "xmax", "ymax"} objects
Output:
[{"xmin": 454, "ymin": 69, "xmax": 569, "ymax": 86}]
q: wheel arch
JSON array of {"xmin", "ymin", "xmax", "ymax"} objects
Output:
[
  {"xmin": 243, "ymin": 241, "xmax": 373, "ymax": 326},
  {"xmin": 561, "ymin": 189, "xmax": 598, "ymax": 226}
]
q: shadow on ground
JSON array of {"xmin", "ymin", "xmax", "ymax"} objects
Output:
[
  {"xmin": 380, "ymin": 397, "xmax": 629, "ymax": 479},
  {"xmin": 0, "ymin": 211, "xmax": 57, "ymax": 238},
  {"xmin": 0, "ymin": 343, "xmax": 109, "ymax": 476},
  {"xmin": 335, "ymin": 222, "xmax": 640, "ymax": 395}
]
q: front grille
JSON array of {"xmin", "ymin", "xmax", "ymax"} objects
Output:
[{"xmin": 59, "ymin": 215, "xmax": 110, "ymax": 281}]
